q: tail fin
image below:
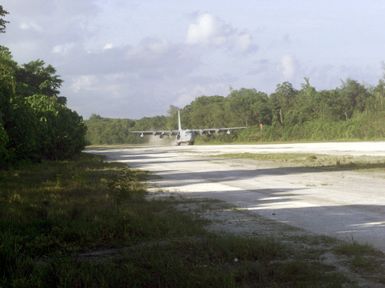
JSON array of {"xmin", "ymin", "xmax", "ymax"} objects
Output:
[{"xmin": 178, "ymin": 110, "xmax": 182, "ymax": 131}]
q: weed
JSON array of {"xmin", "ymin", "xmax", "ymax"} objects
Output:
[
  {"xmin": 334, "ymin": 242, "xmax": 385, "ymax": 274},
  {"xmin": 334, "ymin": 242, "xmax": 380, "ymax": 257},
  {"xmin": 218, "ymin": 152, "xmax": 385, "ymax": 173}
]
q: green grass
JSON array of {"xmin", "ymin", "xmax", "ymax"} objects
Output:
[
  {"xmin": 334, "ymin": 242, "xmax": 385, "ymax": 275},
  {"xmin": 86, "ymin": 144, "xmax": 145, "ymax": 149},
  {"xmin": 217, "ymin": 152, "xmax": 385, "ymax": 172},
  {"xmin": 0, "ymin": 154, "xmax": 363, "ymax": 287}
]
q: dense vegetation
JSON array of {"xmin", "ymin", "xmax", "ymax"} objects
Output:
[
  {"xmin": 85, "ymin": 115, "xmax": 167, "ymax": 145},
  {"xmin": 0, "ymin": 6, "xmax": 86, "ymax": 168},
  {"xmin": 86, "ymin": 78, "xmax": 385, "ymax": 144}
]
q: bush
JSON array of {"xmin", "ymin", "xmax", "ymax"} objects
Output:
[
  {"xmin": 0, "ymin": 123, "xmax": 8, "ymax": 167},
  {"xmin": 26, "ymin": 94, "xmax": 87, "ymax": 160},
  {"xmin": 5, "ymin": 97, "xmax": 40, "ymax": 162}
]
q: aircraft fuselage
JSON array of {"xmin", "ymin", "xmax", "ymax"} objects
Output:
[{"xmin": 177, "ymin": 130, "xmax": 195, "ymax": 145}]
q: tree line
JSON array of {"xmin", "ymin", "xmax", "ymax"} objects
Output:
[
  {"xmin": 0, "ymin": 6, "xmax": 86, "ymax": 168},
  {"xmin": 86, "ymin": 76, "xmax": 385, "ymax": 144}
]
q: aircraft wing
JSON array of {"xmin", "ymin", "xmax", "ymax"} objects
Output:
[
  {"xmin": 190, "ymin": 127, "xmax": 246, "ymax": 135},
  {"xmin": 129, "ymin": 130, "xmax": 179, "ymax": 137}
]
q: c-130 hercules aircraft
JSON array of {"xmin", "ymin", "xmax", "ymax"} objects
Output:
[{"xmin": 130, "ymin": 110, "xmax": 246, "ymax": 145}]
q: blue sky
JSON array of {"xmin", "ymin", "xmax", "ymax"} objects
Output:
[{"xmin": 2, "ymin": 0, "xmax": 385, "ymax": 118}]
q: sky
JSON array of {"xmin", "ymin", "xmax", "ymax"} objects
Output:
[{"xmin": 2, "ymin": 0, "xmax": 385, "ymax": 119}]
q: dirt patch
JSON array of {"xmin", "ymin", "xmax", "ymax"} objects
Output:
[{"xmin": 174, "ymin": 196, "xmax": 385, "ymax": 287}]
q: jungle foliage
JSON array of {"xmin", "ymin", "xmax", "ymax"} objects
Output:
[
  {"xmin": 0, "ymin": 8, "xmax": 86, "ymax": 168},
  {"xmin": 86, "ymin": 78, "xmax": 385, "ymax": 145}
]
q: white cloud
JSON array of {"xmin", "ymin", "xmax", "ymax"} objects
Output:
[
  {"xmin": 237, "ymin": 33, "xmax": 252, "ymax": 52},
  {"xmin": 70, "ymin": 74, "xmax": 123, "ymax": 99},
  {"xmin": 173, "ymin": 83, "xmax": 228, "ymax": 108},
  {"xmin": 52, "ymin": 43, "xmax": 75, "ymax": 55},
  {"xmin": 281, "ymin": 55, "xmax": 296, "ymax": 80},
  {"xmin": 186, "ymin": 13, "xmax": 217, "ymax": 45},
  {"xmin": 137, "ymin": 38, "xmax": 170, "ymax": 55},
  {"xmin": 103, "ymin": 43, "xmax": 114, "ymax": 50},
  {"xmin": 147, "ymin": 39, "xmax": 169, "ymax": 54},
  {"xmin": 185, "ymin": 13, "xmax": 255, "ymax": 53},
  {"xmin": 19, "ymin": 21, "xmax": 42, "ymax": 32},
  {"xmin": 70, "ymin": 75, "xmax": 98, "ymax": 93}
]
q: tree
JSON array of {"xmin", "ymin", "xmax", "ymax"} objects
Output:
[
  {"xmin": 285, "ymin": 78, "xmax": 318, "ymax": 125},
  {"xmin": 0, "ymin": 46, "xmax": 16, "ymax": 166},
  {"xmin": 0, "ymin": 123, "xmax": 8, "ymax": 166},
  {"xmin": 226, "ymin": 89, "xmax": 271, "ymax": 127},
  {"xmin": 316, "ymin": 89, "xmax": 342, "ymax": 121},
  {"xmin": 337, "ymin": 79, "xmax": 370, "ymax": 120},
  {"xmin": 269, "ymin": 82, "xmax": 297, "ymax": 126},
  {"xmin": 0, "ymin": 5, "xmax": 8, "ymax": 33},
  {"xmin": 0, "ymin": 46, "xmax": 16, "ymax": 124},
  {"xmin": 250, "ymin": 92, "xmax": 272, "ymax": 126},
  {"xmin": 5, "ymin": 97, "xmax": 40, "ymax": 162},
  {"xmin": 16, "ymin": 60, "xmax": 64, "ymax": 102},
  {"xmin": 187, "ymin": 96, "xmax": 226, "ymax": 128},
  {"xmin": 26, "ymin": 95, "xmax": 86, "ymax": 160},
  {"xmin": 367, "ymin": 80, "xmax": 385, "ymax": 113}
]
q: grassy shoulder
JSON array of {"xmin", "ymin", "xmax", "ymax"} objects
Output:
[
  {"xmin": 217, "ymin": 152, "xmax": 385, "ymax": 173},
  {"xmin": 1, "ymin": 154, "xmax": 384, "ymax": 287},
  {"xmin": 86, "ymin": 144, "xmax": 146, "ymax": 150}
]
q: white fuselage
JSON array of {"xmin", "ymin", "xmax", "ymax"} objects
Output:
[{"xmin": 176, "ymin": 130, "xmax": 195, "ymax": 145}]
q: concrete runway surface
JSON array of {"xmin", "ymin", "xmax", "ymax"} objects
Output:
[{"xmin": 89, "ymin": 141, "xmax": 385, "ymax": 251}]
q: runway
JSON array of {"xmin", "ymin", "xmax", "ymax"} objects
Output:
[{"xmin": 89, "ymin": 141, "xmax": 385, "ymax": 251}]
